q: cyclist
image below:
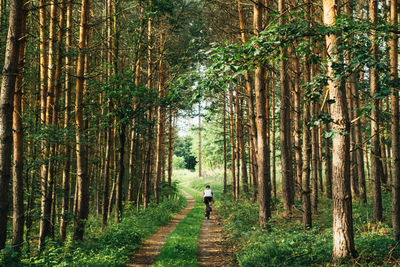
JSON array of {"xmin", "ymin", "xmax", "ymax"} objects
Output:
[{"xmin": 203, "ymin": 185, "xmax": 213, "ymax": 219}]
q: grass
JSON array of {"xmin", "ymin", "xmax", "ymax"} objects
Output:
[
  {"xmin": 154, "ymin": 187, "xmax": 204, "ymax": 267},
  {"xmin": 177, "ymin": 168, "xmax": 400, "ymax": 266},
  {"xmin": 0, "ymin": 183, "xmax": 186, "ymax": 267}
]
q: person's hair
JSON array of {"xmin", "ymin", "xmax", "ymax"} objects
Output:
[{"xmin": 206, "ymin": 185, "xmax": 210, "ymax": 188}]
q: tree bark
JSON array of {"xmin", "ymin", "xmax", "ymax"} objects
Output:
[
  {"xmin": 11, "ymin": 0, "xmax": 28, "ymax": 252},
  {"xmin": 311, "ymin": 102, "xmax": 319, "ymax": 213},
  {"xmin": 302, "ymin": 101, "xmax": 312, "ymax": 229},
  {"xmin": 235, "ymin": 87, "xmax": 241, "ymax": 197},
  {"xmin": 323, "ymin": 0, "xmax": 356, "ymax": 259},
  {"xmin": 199, "ymin": 102, "xmax": 202, "ymax": 177},
  {"xmin": 292, "ymin": 47, "xmax": 302, "ymax": 200},
  {"xmin": 238, "ymin": 0, "xmax": 256, "ymax": 194},
  {"xmin": 73, "ymin": 0, "xmax": 90, "ymax": 241},
  {"xmin": 390, "ymin": 0, "xmax": 400, "ymax": 241},
  {"xmin": 229, "ymin": 86, "xmax": 236, "ymax": 198},
  {"xmin": 279, "ymin": 0, "xmax": 294, "ymax": 213},
  {"xmin": 115, "ymin": 124, "xmax": 125, "ymax": 223},
  {"xmin": 167, "ymin": 109, "xmax": 175, "ymax": 187},
  {"xmin": 38, "ymin": 0, "xmax": 50, "ymax": 250},
  {"xmin": 369, "ymin": 0, "xmax": 383, "ymax": 223},
  {"xmin": 271, "ymin": 71, "xmax": 276, "ymax": 198},
  {"xmin": 155, "ymin": 33, "xmax": 166, "ymax": 203},
  {"xmin": 254, "ymin": 0, "xmax": 271, "ymax": 227},
  {"xmin": 223, "ymin": 92, "xmax": 227, "ymax": 193}
]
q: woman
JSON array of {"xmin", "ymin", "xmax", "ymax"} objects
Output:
[{"xmin": 203, "ymin": 185, "xmax": 213, "ymax": 219}]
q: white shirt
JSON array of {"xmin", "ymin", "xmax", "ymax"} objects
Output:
[{"xmin": 204, "ymin": 189, "xmax": 212, "ymax": 197}]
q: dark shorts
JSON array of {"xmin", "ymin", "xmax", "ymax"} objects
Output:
[{"xmin": 204, "ymin": 196, "xmax": 213, "ymax": 204}]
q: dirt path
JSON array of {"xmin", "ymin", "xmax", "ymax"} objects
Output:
[
  {"xmin": 126, "ymin": 190, "xmax": 194, "ymax": 267},
  {"xmin": 195, "ymin": 189, "xmax": 234, "ymax": 267}
]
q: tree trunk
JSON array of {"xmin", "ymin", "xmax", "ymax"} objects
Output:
[
  {"xmin": 115, "ymin": 124, "xmax": 125, "ymax": 223},
  {"xmin": 235, "ymin": 87, "xmax": 241, "ymax": 198},
  {"xmin": 325, "ymin": 117, "xmax": 333, "ymax": 199},
  {"xmin": 302, "ymin": 102, "xmax": 312, "ymax": 229},
  {"xmin": 167, "ymin": 109, "xmax": 175, "ymax": 187},
  {"xmin": 369, "ymin": 0, "xmax": 383, "ymax": 223},
  {"xmin": 38, "ymin": 0, "xmax": 50, "ymax": 250},
  {"xmin": 73, "ymin": 0, "xmax": 90, "ymax": 241},
  {"xmin": 279, "ymin": 0, "xmax": 294, "ymax": 213},
  {"xmin": 292, "ymin": 47, "xmax": 302, "ymax": 200},
  {"xmin": 254, "ymin": 0, "xmax": 271, "ymax": 227},
  {"xmin": 390, "ymin": 0, "xmax": 400, "ymax": 241},
  {"xmin": 128, "ymin": 128, "xmax": 136, "ymax": 201},
  {"xmin": 271, "ymin": 71, "xmax": 276, "ymax": 198},
  {"xmin": 239, "ymin": 98, "xmax": 248, "ymax": 194},
  {"xmin": 311, "ymin": 102, "xmax": 319, "ymax": 213},
  {"xmin": 229, "ymin": 86, "xmax": 236, "ymax": 198},
  {"xmin": 223, "ymin": 92, "xmax": 227, "ymax": 193},
  {"xmin": 198, "ymin": 102, "xmax": 202, "ymax": 177},
  {"xmin": 11, "ymin": 0, "xmax": 28, "ymax": 252},
  {"xmin": 60, "ymin": 0, "xmax": 71, "ymax": 238},
  {"xmin": 238, "ymin": 0, "xmax": 255, "ymax": 195},
  {"xmin": 155, "ymin": 34, "xmax": 166, "ymax": 202},
  {"xmin": 323, "ymin": 0, "xmax": 356, "ymax": 259}
]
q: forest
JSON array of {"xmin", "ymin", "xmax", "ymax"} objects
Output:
[{"xmin": 1, "ymin": 0, "xmax": 400, "ymax": 266}]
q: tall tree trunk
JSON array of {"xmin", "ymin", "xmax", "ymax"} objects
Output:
[
  {"xmin": 198, "ymin": 102, "xmax": 202, "ymax": 177},
  {"xmin": 73, "ymin": 0, "xmax": 90, "ymax": 241},
  {"xmin": 390, "ymin": 0, "xmax": 400, "ymax": 241},
  {"xmin": 45, "ymin": 0, "xmax": 58, "ymax": 239},
  {"xmin": 271, "ymin": 71, "xmax": 276, "ymax": 198},
  {"xmin": 155, "ymin": 33, "xmax": 166, "ymax": 203},
  {"xmin": 311, "ymin": 103, "xmax": 319, "ymax": 213},
  {"xmin": 223, "ymin": 92, "xmax": 227, "ymax": 193},
  {"xmin": 11, "ymin": 0, "xmax": 28, "ymax": 252},
  {"xmin": 229, "ymin": 86, "xmax": 236, "ymax": 198},
  {"xmin": 128, "ymin": 128, "xmax": 136, "ymax": 201},
  {"xmin": 323, "ymin": 0, "xmax": 356, "ymax": 259},
  {"xmin": 238, "ymin": 0, "xmax": 256, "ymax": 194},
  {"xmin": 345, "ymin": 0, "xmax": 360, "ymax": 199},
  {"xmin": 293, "ymin": 47, "xmax": 302, "ymax": 200},
  {"xmin": 167, "ymin": 109, "xmax": 175, "ymax": 187},
  {"xmin": 279, "ymin": 0, "xmax": 294, "ymax": 213},
  {"xmin": 325, "ymin": 115, "xmax": 333, "ymax": 199},
  {"xmin": 302, "ymin": 102, "xmax": 312, "ymax": 229},
  {"xmin": 254, "ymin": 0, "xmax": 271, "ymax": 227},
  {"xmin": 239, "ymin": 97, "xmax": 248, "ymax": 194},
  {"xmin": 115, "ymin": 124, "xmax": 125, "ymax": 223},
  {"xmin": 60, "ymin": 0, "xmax": 72, "ymax": 239},
  {"xmin": 0, "ymin": 0, "xmax": 26, "ymax": 249},
  {"xmin": 235, "ymin": 88, "xmax": 241, "ymax": 198},
  {"xmin": 38, "ymin": 0, "xmax": 49, "ymax": 250},
  {"xmin": 369, "ymin": 0, "xmax": 383, "ymax": 222}
]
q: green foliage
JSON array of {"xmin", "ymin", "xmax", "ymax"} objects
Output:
[
  {"xmin": 216, "ymin": 191, "xmax": 400, "ymax": 267},
  {"xmin": 1, "ymin": 190, "xmax": 186, "ymax": 266},
  {"xmin": 154, "ymin": 189, "xmax": 204, "ymax": 267},
  {"xmin": 173, "ymin": 155, "xmax": 187, "ymax": 169},
  {"xmin": 174, "ymin": 135, "xmax": 197, "ymax": 170}
]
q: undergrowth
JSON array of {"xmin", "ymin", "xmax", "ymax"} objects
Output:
[
  {"xmin": 0, "ymin": 182, "xmax": 186, "ymax": 267},
  {"xmin": 190, "ymin": 174, "xmax": 400, "ymax": 266},
  {"xmin": 154, "ymin": 188, "xmax": 204, "ymax": 267}
]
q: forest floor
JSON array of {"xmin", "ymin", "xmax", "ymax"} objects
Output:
[
  {"xmin": 126, "ymin": 190, "xmax": 194, "ymax": 267},
  {"xmin": 127, "ymin": 187, "xmax": 233, "ymax": 266},
  {"xmin": 195, "ymin": 190, "xmax": 235, "ymax": 267}
]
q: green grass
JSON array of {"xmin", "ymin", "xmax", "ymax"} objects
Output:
[
  {"xmin": 154, "ymin": 188, "xmax": 204, "ymax": 267},
  {"xmin": 175, "ymin": 169, "xmax": 400, "ymax": 266},
  {"xmin": 0, "ymin": 183, "xmax": 186, "ymax": 267}
]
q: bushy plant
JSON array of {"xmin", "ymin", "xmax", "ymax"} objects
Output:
[{"xmin": 2, "ymin": 190, "xmax": 186, "ymax": 267}]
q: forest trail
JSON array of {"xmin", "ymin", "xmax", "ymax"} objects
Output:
[
  {"xmin": 126, "ymin": 190, "xmax": 194, "ymax": 267},
  {"xmin": 194, "ymin": 188, "xmax": 234, "ymax": 267}
]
